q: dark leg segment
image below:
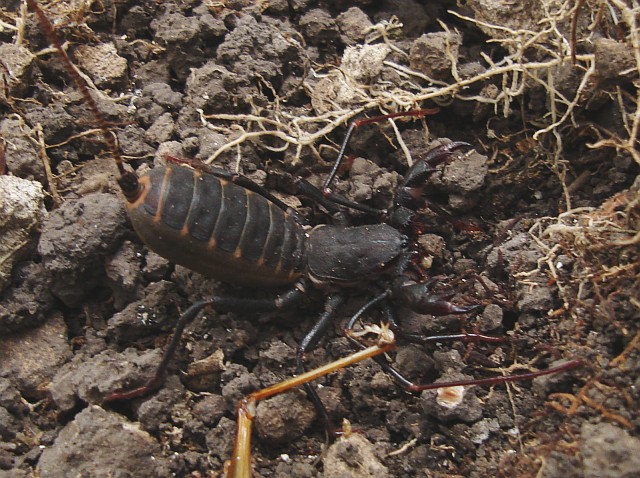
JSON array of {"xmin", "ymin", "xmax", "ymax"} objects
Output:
[
  {"xmin": 393, "ymin": 278, "xmax": 479, "ymax": 316},
  {"xmin": 107, "ymin": 281, "xmax": 308, "ymax": 401},
  {"xmin": 273, "ymin": 173, "xmax": 383, "ymax": 216},
  {"xmin": 323, "ymin": 109, "xmax": 439, "ymax": 192},
  {"xmin": 343, "ymin": 287, "xmax": 581, "ymax": 395},
  {"xmin": 392, "ymin": 141, "xmax": 472, "ymax": 218},
  {"xmin": 295, "ymin": 293, "xmax": 346, "ymax": 436}
]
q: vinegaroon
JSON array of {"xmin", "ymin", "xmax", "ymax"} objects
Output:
[{"xmin": 27, "ymin": 1, "xmax": 581, "ymax": 476}]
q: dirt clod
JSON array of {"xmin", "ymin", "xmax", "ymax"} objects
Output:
[
  {"xmin": 581, "ymin": 422, "xmax": 640, "ymax": 478},
  {"xmin": 38, "ymin": 192, "xmax": 126, "ymax": 307},
  {"xmin": 75, "ymin": 42, "xmax": 128, "ymax": 88},
  {"xmin": 337, "ymin": 7, "xmax": 374, "ymax": 45},
  {"xmin": 0, "ymin": 119, "xmax": 45, "ymax": 182},
  {"xmin": 37, "ymin": 405, "xmax": 172, "ymax": 477},
  {"xmin": 255, "ymin": 393, "xmax": 316, "ymax": 445},
  {"xmin": 0, "ymin": 176, "xmax": 45, "ymax": 293},
  {"xmin": 0, "ymin": 44, "xmax": 35, "ymax": 99},
  {"xmin": 49, "ymin": 348, "xmax": 162, "ymax": 412},
  {"xmin": 410, "ymin": 32, "xmax": 462, "ymax": 81},
  {"xmin": 0, "ymin": 312, "xmax": 71, "ymax": 399},
  {"xmin": 421, "ymin": 371, "xmax": 483, "ymax": 423},
  {"xmin": 322, "ymin": 432, "xmax": 389, "ymax": 478}
]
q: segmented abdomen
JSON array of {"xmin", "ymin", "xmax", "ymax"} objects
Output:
[{"xmin": 127, "ymin": 163, "xmax": 306, "ymax": 287}]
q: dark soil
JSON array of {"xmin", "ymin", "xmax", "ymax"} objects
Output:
[{"xmin": 1, "ymin": 1, "xmax": 639, "ymax": 477}]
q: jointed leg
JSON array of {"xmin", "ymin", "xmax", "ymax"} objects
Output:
[
  {"xmin": 323, "ymin": 109, "xmax": 439, "ymax": 193},
  {"xmin": 343, "ymin": 289, "xmax": 581, "ymax": 394},
  {"xmin": 295, "ymin": 293, "xmax": 346, "ymax": 436},
  {"xmin": 224, "ymin": 295, "xmax": 580, "ymax": 478},
  {"xmin": 226, "ymin": 329, "xmax": 396, "ymax": 478},
  {"xmin": 272, "ymin": 173, "xmax": 383, "ymax": 216},
  {"xmin": 107, "ymin": 282, "xmax": 308, "ymax": 401}
]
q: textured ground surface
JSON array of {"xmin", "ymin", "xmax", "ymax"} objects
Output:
[{"xmin": 0, "ymin": 1, "xmax": 639, "ymax": 477}]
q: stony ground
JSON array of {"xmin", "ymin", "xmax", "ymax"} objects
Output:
[{"xmin": 0, "ymin": 1, "xmax": 639, "ymax": 477}]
